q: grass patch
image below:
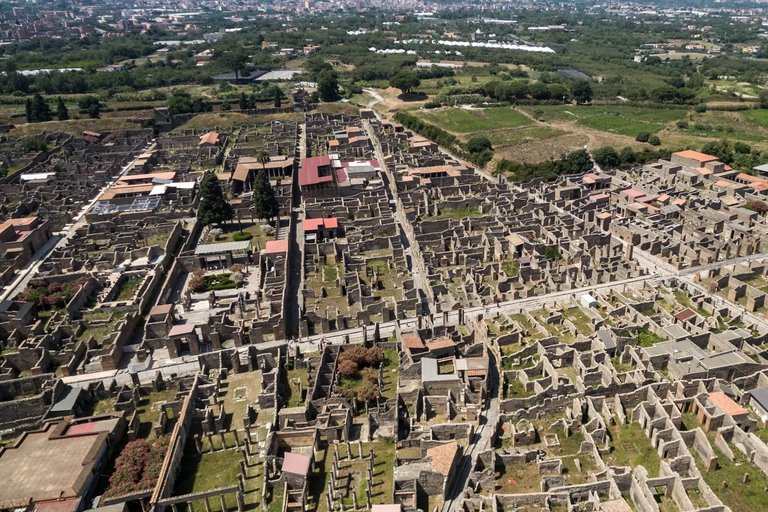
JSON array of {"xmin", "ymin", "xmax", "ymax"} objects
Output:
[
  {"xmin": 418, "ymin": 107, "xmax": 531, "ymax": 134},
  {"xmin": 430, "ymin": 206, "xmax": 482, "ymax": 220},
  {"xmin": 603, "ymin": 422, "xmax": 660, "ymax": 475},
  {"xmin": 637, "ymin": 327, "xmax": 665, "ymax": 348},
  {"xmin": 114, "ymin": 275, "xmax": 143, "ymax": 301},
  {"xmin": 175, "ymin": 448, "xmax": 241, "ymax": 512}
]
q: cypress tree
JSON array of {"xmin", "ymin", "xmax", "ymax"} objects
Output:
[
  {"xmin": 238, "ymin": 92, "xmax": 247, "ymax": 110},
  {"xmin": 25, "ymin": 98, "xmax": 33, "ymax": 122},
  {"xmin": 56, "ymin": 97, "xmax": 69, "ymax": 121},
  {"xmin": 32, "ymin": 94, "xmax": 51, "ymax": 122},
  {"xmin": 198, "ymin": 172, "xmax": 234, "ymax": 226},
  {"xmin": 252, "ymin": 169, "xmax": 279, "ymax": 221}
]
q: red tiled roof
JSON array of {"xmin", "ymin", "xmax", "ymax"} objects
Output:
[
  {"xmin": 265, "ymin": 239, "xmax": 288, "ymax": 254},
  {"xmin": 402, "ymin": 335, "xmax": 423, "ymax": 349},
  {"xmin": 673, "ymin": 150, "xmax": 719, "ymax": 163},
  {"xmin": 299, "ymin": 155, "xmax": 332, "ymax": 186},
  {"xmin": 282, "ymin": 452, "xmax": 311, "ymax": 476},
  {"xmin": 199, "ymin": 131, "xmax": 220, "ymax": 145},
  {"xmin": 303, "ymin": 218, "xmax": 339, "ymax": 231},
  {"xmin": 169, "ymin": 324, "xmax": 196, "ymax": 337},
  {"xmin": 675, "ymin": 308, "xmax": 697, "ymax": 322},
  {"xmin": 426, "ymin": 441, "xmax": 459, "ymax": 475},
  {"xmin": 709, "ymin": 391, "xmax": 748, "ymax": 416},
  {"xmin": 66, "ymin": 422, "xmax": 97, "ymax": 435},
  {"xmin": 427, "ymin": 339, "xmax": 457, "ymax": 351},
  {"xmin": 119, "ymin": 172, "xmax": 176, "ymax": 183},
  {"xmin": 466, "ymin": 369, "xmax": 486, "ymax": 377},
  {"xmin": 621, "ymin": 188, "xmax": 645, "ymax": 198}
]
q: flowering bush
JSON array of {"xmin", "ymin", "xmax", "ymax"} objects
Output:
[
  {"xmin": 104, "ymin": 435, "xmax": 170, "ymax": 498},
  {"xmin": 19, "ymin": 277, "xmax": 88, "ymax": 309}
]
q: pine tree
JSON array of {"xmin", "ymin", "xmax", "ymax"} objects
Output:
[
  {"xmin": 25, "ymin": 98, "xmax": 33, "ymax": 122},
  {"xmin": 56, "ymin": 97, "xmax": 69, "ymax": 121},
  {"xmin": 198, "ymin": 172, "xmax": 234, "ymax": 226},
  {"xmin": 239, "ymin": 92, "xmax": 248, "ymax": 110},
  {"xmin": 252, "ymin": 169, "xmax": 279, "ymax": 221},
  {"xmin": 273, "ymin": 86, "xmax": 281, "ymax": 108}
]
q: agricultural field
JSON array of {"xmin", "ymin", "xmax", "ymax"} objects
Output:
[{"xmin": 417, "ymin": 107, "xmax": 532, "ymax": 134}]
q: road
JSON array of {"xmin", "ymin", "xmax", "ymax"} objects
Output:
[
  {"xmin": 0, "ymin": 137, "xmax": 157, "ymax": 302},
  {"xmin": 363, "ymin": 119, "xmax": 434, "ymax": 316},
  {"xmin": 442, "ymin": 351, "xmax": 500, "ymax": 512},
  {"xmin": 283, "ymin": 123, "xmax": 307, "ymax": 337}
]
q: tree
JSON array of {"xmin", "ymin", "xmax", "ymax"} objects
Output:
[
  {"xmin": 219, "ymin": 51, "xmax": 249, "ymax": 84},
  {"xmin": 619, "ymin": 146, "xmax": 637, "ymax": 165},
  {"xmin": 647, "ymin": 135, "xmax": 661, "ymax": 146},
  {"xmin": 26, "ymin": 94, "xmax": 51, "ymax": 123},
  {"xmin": 529, "ymin": 82, "xmax": 551, "ymax": 100},
  {"xmin": 592, "ymin": 146, "xmax": 620, "ymax": 169},
  {"xmin": 466, "ymin": 135, "xmax": 493, "ymax": 154},
  {"xmin": 317, "ymin": 70, "xmax": 340, "ymax": 102},
  {"xmin": 220, "ymin": 101, "xmax": 231, "ymax": 111},
  {"xmin": 198, "ymin": 172, "xmax": 233, "ymax": 226},
  {"xmin": 252, "ymin": 166, "xmax": 279, "ymax": 221},
  {"xmin": 571, "ymin": 79, "xmax": 592, "ymax": 104},
  {"xmin": 389, "ymin": 70, "xmax": 421, "ymax": 95},
  {"xmin": 22, "ymin": 137, "xmax": 48, "ymax": 152},
  {"xmin": 77, "ymin": 96, "xmax": 101, "ymax": 118},
  {"xmin": 635, "ymin": 132, "xmax": 650, "ymax": 143},
  {"xmin": 746, "ymin": 200, "xmax": 768, "ymax": 214},
  {"xmin": 56, "ymin": 97, "xmax": 68, "ymax": 121},
  {"xmin": 566, "ymin": 149, "xmax": 593, "ymax": 173},
  {"xmin": 273, "ymin": 86, "xmax": 282, "ymax": 108},
  {"xmin": 239, "ymin": 92, "xmax": 248, "ymax": 110}
]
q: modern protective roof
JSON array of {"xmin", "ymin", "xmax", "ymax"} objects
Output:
[{"xmin": 194, "ymin": 241, "xmax": 251, "ymax": 255}]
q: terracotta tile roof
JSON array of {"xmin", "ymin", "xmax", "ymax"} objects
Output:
[
  {"xmin": 282, "ymin": 452, "xmax": 311, "ymax": 476},
  {"xmin": 265, "ymin": 239, "xmax": 288, "ymax": 254},
  {"xmin": 709, "ymin": 391, "xmax": 747, "ymax": 416},
  {"xmin": 466, "ymin": 369, "xmax": 486, "ymax": 377},
  {"xmin": 427, "ymin": 339, "xmax": 456, "ymax": 351},
  {"xmin": 299, "ymin": 155, "xmax": 332, "ymax": 187},
  {"xmin": 673, "ymin": 150, "xmax": 719, "ymax": 163},
  {"xmin": 402, "ymin": 335, "xmax": 423, "ymax": 349},
  {"xmin": 621, "ymin": 188, "xmax": 645, "ymax": 198},
  {"xmin": 199, "ymin": 131, "xmax": 220, "ymax": 145},
  {"xmin": 675, "ymin": 308, "xmax": 697, "ymax": 322},
  {"xmin": 426, "ymin": 441, "xmax": 459, "ymax": 476},
  {"xmin": 303, "ymin": 218, "xmax": 338, "ymax": 231}
]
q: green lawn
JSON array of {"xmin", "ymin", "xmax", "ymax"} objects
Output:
[
  {"xmin": 175, "ymin": 448, "xmax": 242, "ymax": 512},
  {"xmin": 115, "ymin": 275, "xmax": 143, "ymax": 301},
  {"xmin": 430, "ymin": 206, "xmax": 482, "ymax": 220},
  {"xmin": 419, "ymin": 107, "xmax": 532, "ymax": 133},
  {"xmin": 603, "ymin": 422, "xmax": 660, "ymax": 475}
]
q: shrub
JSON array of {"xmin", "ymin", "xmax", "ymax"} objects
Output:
[
  {"xmin": 694, "ymin": 104, "xmax": 707, "ymax": 113},
  {"xmin": 635, "ymin": 132, "xmax": 650, "ymax": 143},
  {"xmin": 22, "ymin": 137, "xmax": 47, "ymax": 152},
  {"xmin": 232, "ymin": 232, "xmax": 253, "ymax": 241},
  {"xmin": 338, "ymin": 359, "xmax": 358, "ymax": 376},
  {"xmin": 647, "ymin": 135, "xmax": 661, "ymax": 146},
  {"xmin": 676, "ymin": 121, "xmax": 689, "ymax": 129},
  {"xmin": 466, "ymin": 135, "xmax": 493, "ymax": 154},
  {"xmin": 745, "ymin": 199, "xmax": 768, "ymax": 214}
]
